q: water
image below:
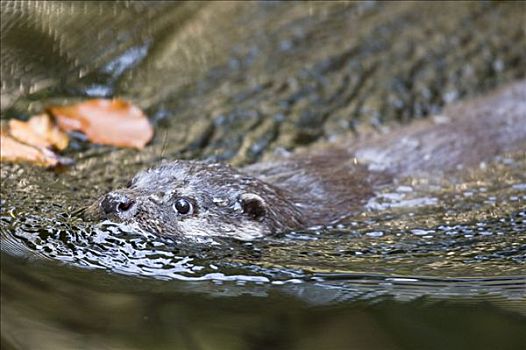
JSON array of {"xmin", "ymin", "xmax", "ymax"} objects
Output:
[{"xmin": 1, "ymin": 2, "xmax": 526, "ymax": 349}]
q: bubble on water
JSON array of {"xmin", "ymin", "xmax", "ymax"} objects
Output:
[
  {"xmin": 411, "ymin": 229, "xmax": 435, "ymax": 236},
  {"xmin": 396, "ymin": 186, "xmax": 413, "ymax": 193},
  {"xmin": 366, "ymin": 231, "xmax": 384, "ymax": 237},
  {"xmin": 511, "ymin": 183, "xmax": 526, "ymax": 191}
]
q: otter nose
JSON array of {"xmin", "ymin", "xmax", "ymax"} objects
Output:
[{"xmin": 100, "ymin": 192, "xmax": 136, "ymax": 215}]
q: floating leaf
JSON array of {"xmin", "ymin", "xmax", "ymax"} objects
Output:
[
  {"xmin": 8, "ymin": 113, "xmax": 69, "ymax": 151},
  {"xmin": 0, "ymin": 127, "xmax": 72, "ymax": 168},
  {"xmin": 49, "ymin": 99, "xmax": 153, "ymax": 149}
]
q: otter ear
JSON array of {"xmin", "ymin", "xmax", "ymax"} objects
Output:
[{"xmin": 239, "ymin": 193, "xmax": 266, "ymax": 221}]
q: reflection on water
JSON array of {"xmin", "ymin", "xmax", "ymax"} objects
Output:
[
  {"xmin": 1, "ymin": 1, "xmax": 526, "ymax": 349},
  {"xmin": 2, "ymin": 252, "xmax": 526, "ymax": 350}
]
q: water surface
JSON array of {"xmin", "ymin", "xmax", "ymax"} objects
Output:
[{"xmin": 1, "ymin": 2, "xmax": 525, "ymax": 349}]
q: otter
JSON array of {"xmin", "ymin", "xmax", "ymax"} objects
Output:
[{"xmin": 86, "ymin": 81, "xmax": 526, "ymax": 240}]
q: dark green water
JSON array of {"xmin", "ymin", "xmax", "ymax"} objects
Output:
[{"xmin": 1, "ymin": 2, "xmax": 525, "ymax": 349}]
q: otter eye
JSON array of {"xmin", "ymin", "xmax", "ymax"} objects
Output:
[{"xmin": 173, "ymin": 198, "xmax": 193, "ymax": 215}]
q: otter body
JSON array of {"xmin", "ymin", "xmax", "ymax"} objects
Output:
[{"xmin": 88, "ymin": 82, "xmax": 526, "ymax": 240}]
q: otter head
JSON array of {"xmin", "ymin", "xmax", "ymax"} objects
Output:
[{"xmin": 86, "ymin": 160, "xmax": 304, "ymax": 240}]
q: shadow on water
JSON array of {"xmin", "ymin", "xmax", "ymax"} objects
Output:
[{"xmin": 1, "ymin": 1, "xmax": 526, "ymax": 349}]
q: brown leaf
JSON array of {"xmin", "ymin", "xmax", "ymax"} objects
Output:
[
  {"xmin": 49, "ymin": 99, "xmax": 153, "ymax": 149},
  {"xmin": 0, "ymin": 128, "xmax": 72, "ymax": 167},
  {"xmin": 8, "ymin": 113, "xmax": 69, "ymax": 151}
]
